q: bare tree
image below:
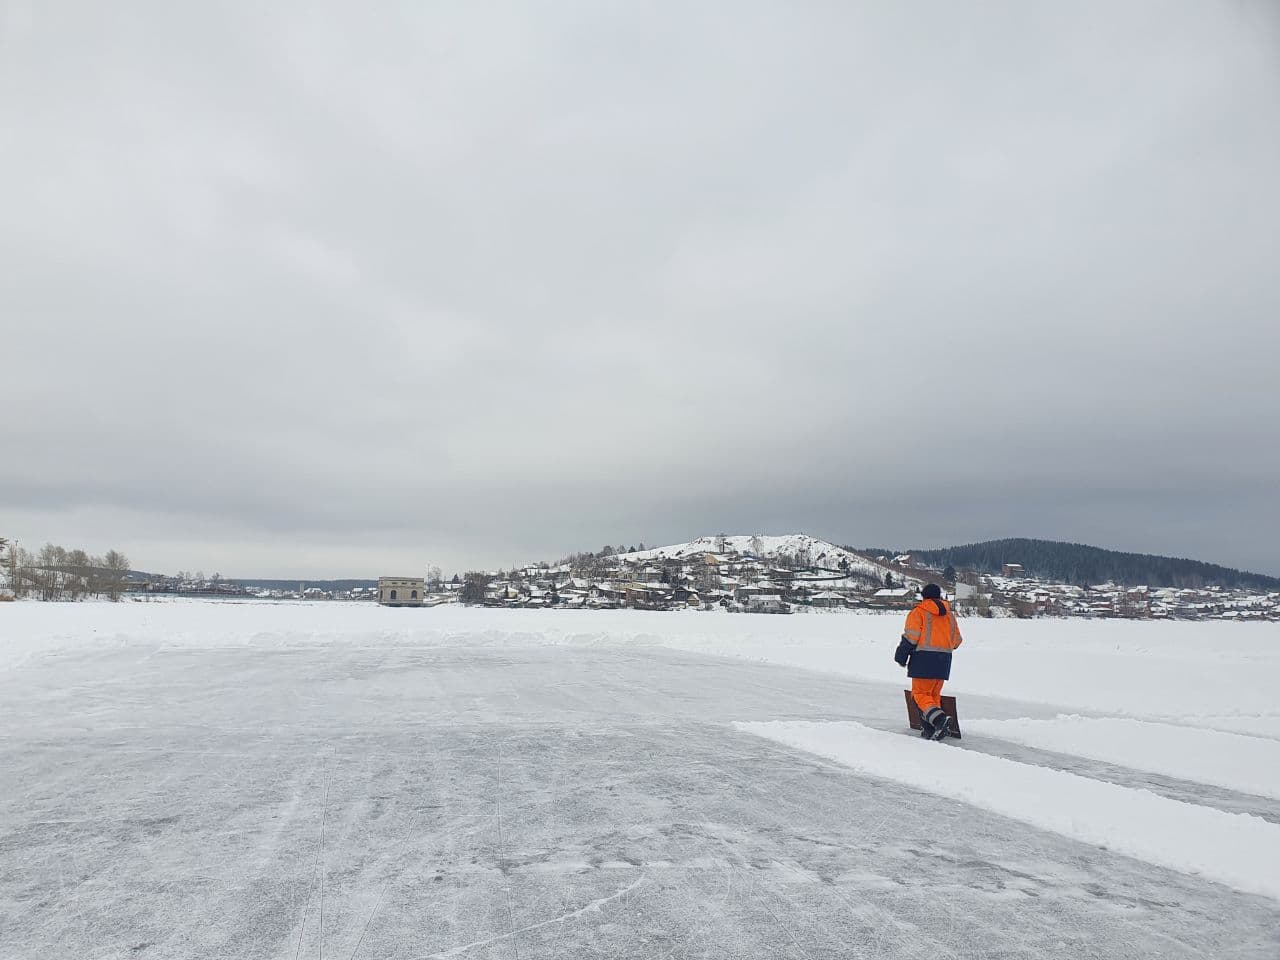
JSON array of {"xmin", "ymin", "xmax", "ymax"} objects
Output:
[
  {"xmin": 10, "ymin": 545, "xmax": 34, "ymax": 597},
  {"xmin": 35, "ymin": 544, "xmax": 68, "ymax": 600},
  {"xmin": 103, "ymin": 550, "xmax": 131, "ymax": 601},
  {"xmin": 64, "ymin": 549, "xmax": 91, "ymax": 600}
]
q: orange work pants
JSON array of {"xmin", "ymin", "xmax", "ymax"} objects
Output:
[{"xmin": 912, "ymin": 678, "xmax": 944, "ymax": 713}]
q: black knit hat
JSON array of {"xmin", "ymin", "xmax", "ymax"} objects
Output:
[{"xmin": 921, "ymin": 583, "xmax": 942, "ymax": 600}]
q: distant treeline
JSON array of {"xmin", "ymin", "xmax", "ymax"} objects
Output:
[
  {"xmin": 887, "ymin": 538, "xmax": 1280, "ymax": 590},
  {"xmin": 229, "ymin": 578, "xmax": 378, "ymax": 592}
]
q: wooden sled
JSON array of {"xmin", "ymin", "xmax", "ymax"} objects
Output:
[{"xmin": 904, "ymin": 690, "xmax": 962, "ymax": 739}]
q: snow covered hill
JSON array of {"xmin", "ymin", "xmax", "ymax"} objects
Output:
[{"xmin": 614, "ymin": 534, "xmax": 924, "ymax": 586}]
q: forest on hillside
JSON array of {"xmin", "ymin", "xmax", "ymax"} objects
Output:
[{"xmin": 894, "ymin": 538, "xmax": 1280, "ymax": 590}]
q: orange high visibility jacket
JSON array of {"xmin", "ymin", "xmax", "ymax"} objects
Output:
[{"xmin": 896, "ymin": 597, "xmax": 962, "ymax": 679}]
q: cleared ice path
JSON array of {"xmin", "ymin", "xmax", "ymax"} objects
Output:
[
  {"xmin": 738, "ymin": 720, "xmax": 1280, "ymax": 901},
  {"xmin": 961, "ymin": 715, "xmax": 1280, "ymax": 800},
  {"xmin": 4, "ymin": 641, "xmax": 1279, "ymax": 959}
]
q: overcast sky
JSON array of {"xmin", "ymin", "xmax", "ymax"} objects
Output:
[{"xmin": 3, "ymin": 2, "xmax": 1279, "ymax": 578}]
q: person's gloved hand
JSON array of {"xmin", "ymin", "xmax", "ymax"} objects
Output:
[{"xmin": 893, "ymin": 637, "xmax": 912, "ymax": 667}]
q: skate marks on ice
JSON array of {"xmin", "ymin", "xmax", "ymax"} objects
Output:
[
  {"xmin": 5, "ymin": 721, "xmax": 1280, "ymax": 959},
  {"xmin": 737, "ymin": 720, "xmax": 1280, "ymax": 901},
  {"xmin": 424, "ymin": 876, "xmax": 649, "ymax": 959},
  {"xmin": 2, "ymin": 641, "xmax": 1279, "ymax": 958}
]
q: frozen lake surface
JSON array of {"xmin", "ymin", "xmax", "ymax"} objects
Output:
[{"xmin": 3, "ymin": 602, "xmax": 1279, "ymax": 958}]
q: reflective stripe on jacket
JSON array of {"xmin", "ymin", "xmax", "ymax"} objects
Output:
[{"xmin": 901, "ymin": 598, "xmax": 962, "ymax": 680}]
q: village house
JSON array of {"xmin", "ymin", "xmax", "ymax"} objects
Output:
[
  {"xmin": 738, "ymin": 580, "xmax": 784, "ymax": 600},
  {"xmin": 623, "ymin": 583, "xmax": 667, "ymax": 609},
  {"xmin": 808, "ymin": 590, "xmax": 847, "ymax": 609},
  {"xmin": 637, "ymin": 565, "xmax": 665, "ymax": 584},
  {"xmin": 1011, "ymin": 591, "xmax": 1056, "ymax": 618},
  {"xmin": 670, "ymin": 585, "xmax": 701, "ymax": 606},
  {"xmin": 869, "ymin": 586, "xmax": 915, "ymax": 609},
  {"xmin": 746, "ymin": 594, "xmax": 791, "ymax": 614}
]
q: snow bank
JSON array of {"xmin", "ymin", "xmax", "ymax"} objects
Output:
[
  {"xmin": 963, "ymin": 716, "xmax": 1280, "ymax": 799},
  {"xmin": 737, "ymin": 720, "xmax": 1280, "ymax": 902}
]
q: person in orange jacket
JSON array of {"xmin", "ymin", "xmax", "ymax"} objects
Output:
[{"xmin": 894, "ymin": 583, "xmax": 963, "ymax": 739}]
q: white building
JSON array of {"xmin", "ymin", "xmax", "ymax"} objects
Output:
[{"xmin": 378, "ymin": 576, "xmax": 425, "ymax": 607}]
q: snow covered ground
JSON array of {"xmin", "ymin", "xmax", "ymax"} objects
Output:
[{"xmin": 3, "ymin": 601, "xmax": 1279, "ymax": 958}]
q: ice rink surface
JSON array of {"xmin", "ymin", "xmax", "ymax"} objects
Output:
[{"xmin": 3, "ymin": 603, "xmax": 1279, "ymax": 959}]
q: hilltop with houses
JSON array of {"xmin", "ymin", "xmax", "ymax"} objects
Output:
[
  {"xmin": 444, "ymin": 534, "xmax": 925, "ymax": 614},
  {"xmin": 439, "ymin": 533, "xmax": 1280, "ymax": 622}
]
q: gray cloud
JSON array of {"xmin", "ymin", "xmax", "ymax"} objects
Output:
[{"xmin": 3, "ymin": 2, "xmax": 1279, "ymax": 576}]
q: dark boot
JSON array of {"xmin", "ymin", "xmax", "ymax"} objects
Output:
[{"xmin": 922, "ymin": 706, "xmax": 948, "ymax": 740}]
